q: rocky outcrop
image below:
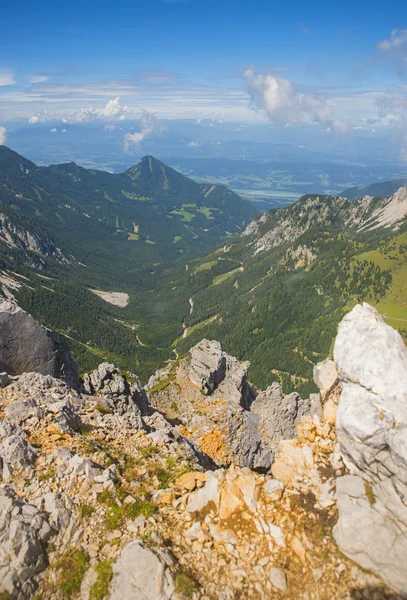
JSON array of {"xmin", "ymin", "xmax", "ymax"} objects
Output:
[
  {"xmin": 147, "ymin": 342, "xmax": 270, "ymax": 471},
  {"xmin": 251, "ymin": 382, "xmax": 320, "ymax": 457},
  {"xmin": 332, "ymin": 303, "xmax": 407, "ymax": 596},
  {"xmin": 0, "ymin": 301, "xmax": 79, "ymax": 389},
  {"xmin": 83, "ymin": 362, "xmax": 149, "ymax": 415},
  {"xmin": 0, "ymin": 486, "xmax": 55, "ymax": 599},
  {"xmin": 109, "ymin": 541, "xmax": 176, "ymax": 600}
]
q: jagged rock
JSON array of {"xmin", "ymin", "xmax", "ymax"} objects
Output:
[
  {"xmin": 0, "ymin": 485, "xmax": 54, "ymax": 599},
  {"xmin": 84, "ymin": 363, "xmax": 148, "ymax": 415},
  {"xmin": 1, "ymin": 372, "xmax": 83, "ymax": 434},
  {"xmin": 251, "ymin": 382, "xmax": 316, "ymax": 456},
  {"xmin": 148, "ymin": 342, "xmax": 271, "ymax": 471},
  {"xmin": 109, "ymin": 541, "xmax": 176, "ymax": 600},
  {"xmin": 333, "ymin": 303, "xmax": 407, "ymax": 596},
  {"xmin": 189, "ymin": 339, "xmax": 226, "ymax": 395},
  {"xmin": 313, "ymin": 359, "xmax": 338, "ymax": 398},
  {"xmin": 269, "ymin": 566, "xmax": 287, "ymax": 592},
  {"xmin": 0, "ymin": 300, "xmax": 79, "ymax": 389},
  {"xmin": 0, "ymin": 425, "xmax": 37, "ymax": 476}
]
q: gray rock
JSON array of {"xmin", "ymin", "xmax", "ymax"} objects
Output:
[
  {"xmin": 189, "ymin": 339, "xmax": 227, "ymax": 395},
  {"xmin": 0, "ymin": 429, "xmax": 37, "ymax": 474},
  {"xmin": 109, "ymin": 540, "xmax": 176, "ymax": 600},
  {"xmin": 86, "ymin": 363, "xmax": 148, "ymax": 415},
  {"xmin": 0, "ymin": 300, "xmax": 79, "ymax": 389},
  {"xmin": 251, "ymin": 382, "xmax": 312, "ymax": 453},
  {"xmin": 5, "ymin": 398, "xmax": 41, "ymax": 425},
  {"xmin": 334, "ymin": 475, "xmax": 407, "ymax": 597},
  {"xmin": 0, "ymin": 485, "xmax": 54, "ymax": 599},
  {"xmin": 333, "ymin": 303, "xmax": 407, "ymax": 596},
  {"xmin": 269, "ymin": 566, "xmax": 287, "ymax": 592},
  {"xmin": 313, "ymin": 359, "xmax": 338, "ymax": 397}
]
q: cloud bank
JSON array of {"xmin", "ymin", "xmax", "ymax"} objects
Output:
[{"xmin": 244, "ymin": 69, "xmax": 350, "ymax": 134}]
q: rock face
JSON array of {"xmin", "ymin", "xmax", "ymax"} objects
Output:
[
  {"xmin": 251, "ymin": 382, "xmax": 319, "ymax": 457},
  {"xmin": 109, "ymin": 541, "xmax": 176, "ymax": 600},
  {"xmin": 333, "ymin": 303, "xmax": 407, "ymax": 596},
  {"xmin": 83, "ymin": 362, "xmax": 149, "ymax": 415},
  {"xmin": 0, "ymin": 301, "xmax": 79, "ymax": 389},
  {"xmin": 0, "ymin": 486, "xmax": 54, "ymax": 599}
]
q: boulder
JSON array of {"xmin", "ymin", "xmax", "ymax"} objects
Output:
[
  {"xmin": 0, "ymin": 485, "xmax": 54, "ymax": 599},
  {"xmin": 251, "ymin": 382, "xmax": 316, "ymax": 456},
  {"xmin": 313, "ymin": 359, "xmax": 338, "ymax": 398},
  {"xmin": 109, "ymin": 541, "xmax": 176, "ymax": 600},
  {"xmin": 333, "ymin": 303, "xmax": 407, "ymax": 596},
  {"xmin": 0, "ymin": 300, "xmax": 79, "ymax": 389},
  {"xmin": 84, "ymin": 363, "xmax": 148, "ymax": 415},
  {"xmin": 189, "ymin": 339, "xmax": 227, "ymax": 395},
  {"xmin": 0, "ymin": 425, "xmax": 37, "ymax": 476}
]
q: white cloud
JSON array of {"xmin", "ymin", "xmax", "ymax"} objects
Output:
[
  {"xmin": 188, "ymin": 139, "xmax": 201, "ymax": 147},
  {"xmin": 104, "ymin": 124, "xmax": 117, "ymax": 131},
  {"xmin": 377, "ymin": 29, "xmax": 407, "ymax": 75},
  {"xmin": 28, "ymin": 75, "xmax": 49, "ymax": 84},
  {"xmin": 377, "ymin": 29, "xmax": 407, "ymax": 52},
  {"xmin": 123, "ymin": 110, "xmax": 164, "ymax": 149},
  {"xmin": 71, "ymin": 97, "xmax": 129, "ymax": 123},
  {"xmin": 0, "ymin": 126, "xmax": 7, "ymax": 144},
  {"xmin": 0, "ymin": 71, "xmax": 15, "ymax": 86},
  {"xmin": 50, "ymin": 128, "xmax": 57, "ymax": 132},
  {"xmin": 244, "ymin": 69, "xmax": 350, "ymax": 134}
]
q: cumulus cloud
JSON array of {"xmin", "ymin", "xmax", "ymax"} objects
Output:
[
  {"xmin": 123, "ymin": 110, "xmax": 163, "ymax": 149},
  {"xmin": 50, "ymin": 128, "xmax": 57, "ymax": 132},
  {"xmin": 71, "ymin": 97, "xmax": 129, "ymax": 123},
  {"xmin": 243, "ymin": 69, "xmax": 350, "ymax": 134},
  {"xmin": 0, "ymin": 71, "xmax": 15, "ymax": 86},
  {"xmin": 377, "ymin": 29, "xmax": 407, "ymax": 75},
  {"xmin": 0, "ymin": 126, "xmax": 7, "ymax": 144},
  {"xmin": 188, "ymin": 139, "xmax": 201, "ymax": 147}
]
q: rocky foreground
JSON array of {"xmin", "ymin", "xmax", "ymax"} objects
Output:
[{"xmin": 0, "ymin": 301, "xmax": 406, "ymax": 599}]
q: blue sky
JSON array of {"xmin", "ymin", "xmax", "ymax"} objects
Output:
[{"xmin": 1, "ymin": 0, "xmax": 407, "ymax": 159}]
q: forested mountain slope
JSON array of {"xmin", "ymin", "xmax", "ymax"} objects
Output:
[
  {"xmin": 2, "ymin": 145, "xmax": 407, "ymax": 393},
  {"xmin": 0, "ymin": 146, "xmax": 256, "ymax": 377},
  {"xmin": 129, "ymin": 189, "xmax": 407, "ymax": 394}
]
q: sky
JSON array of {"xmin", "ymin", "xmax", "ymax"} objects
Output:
[{"xmin": 1, "ymin": 0, "xmax": 407, "ymax": 160}]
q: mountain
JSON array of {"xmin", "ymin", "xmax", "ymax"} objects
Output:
[
  {"xmin": 0, "ymin": 147, "xmax": 257, "ymax": 282},
  {"xmin": 341, "ymin": 178, "xmax": 407, "ymax": 200},
  {"xmin": 130, "ymin": 189, "xmax": 407, "ymax": 395},
  {"xmin": 0, "ymin": 146, "xmax": 257, "ymax": 378}
]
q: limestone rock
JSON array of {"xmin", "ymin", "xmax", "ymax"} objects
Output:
[
  {"xmin": 0, "ymin": 485, "xmax": 54, "ymax": 599},
  {"xmin": 251, "ymin": 382, "xmax": 315, "ymax": 455},
  {"xmin": 313, "ymin": 359, "xmax": 338, "ymax": 398},
  {"xmin": 333, "ymin": 303, "xmax": 407, "ymax": 596},
  {"xmin": 109, "ymin": 541, "xmax": 176, "ymax": 600},
  {"xmin": 84, "ymin": 363, "xmax": 148, "ymax": 415},
  {"xmin": 0, "ymin": 300, "xmax": 79, "ymax": 389},
  {"xmin": 0, "ymin": 425, "xmax": 37, "ymax": 475},
  {"xmin": 188, "ymin": 339, "xmax": 226, "ymax": 395}
]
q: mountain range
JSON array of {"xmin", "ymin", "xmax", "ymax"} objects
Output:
[{"xmin": 1, "ymin": 145, "xmax": 407, "ymax": 392}]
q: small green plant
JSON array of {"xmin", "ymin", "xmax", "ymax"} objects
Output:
[
  {"xmin": 90, "ymin": 560, "xmax": 113, "ymax": 600},
  {"xmin": 364, "ymin": 481, "xmax": 376, "ymax": 506},
  {"xmin": 98, "ymin": 490, "xmax": 157, "ymax": 530},
  {"xmin": 79, "ymin": 504, "xmax": 94, "ymax": 518},
  {"xmin": 0, "ymin": 592, "xmax": 13, "ymax": 600},
  {"xmin": 95, "ymin": 404, "xmax": 112, "ymax": 415},
  {"xmin": 175, "ymin": 573, "xmax": 197, "ymax": 599},
  {"xmin": 39, "ymin": 468, "xmax": 56, "ymax": 482},
  {"xmin": 56, "ymin": 549, "xmax": 89, "ymax": 597}
]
